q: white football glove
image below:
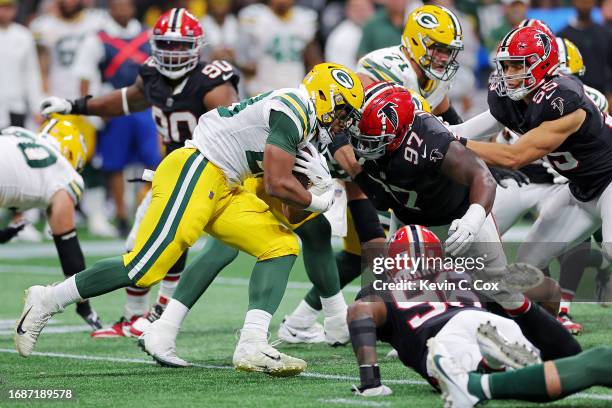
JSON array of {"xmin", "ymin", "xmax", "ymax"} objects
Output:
[
  {"xmin": 351, "ymin": 384, "xmax": 393, "ymax": 397},
  {"xmin": 294, "ymin": 143, "xmax": 333, "ymax": 195},
  {"xmin": 306, "ymin": 187, "xmax": 335, "ymax": 213},
  {"xmin": 542, "ymin": 161, "xmax": 569, "ymax": 184},
  {"xmin": 445, "ymin": 204, "xmax": 486, "ymax": 257},
  {"xmin": 40, "ymin": 96, "xmax": 72, "ymax": 116}
]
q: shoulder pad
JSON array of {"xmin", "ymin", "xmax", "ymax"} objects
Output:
[
  {"xmin": 533, "ymin": 76, "xmax": 585, "ymax": 122},
  {"xmin": 357, "ymin": 47, "xmax": 412, "ymax": 85},
  {"xmin": 271, "ymin": 90, "xmax": 316, "ymax": 141},
  {"xmin": 198, "ymin": 60, "xmax": 240, "ymax": 92}
]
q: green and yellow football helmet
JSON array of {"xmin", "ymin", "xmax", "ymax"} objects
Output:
[
  {"xmin": 556, "ymin": 37, "xmax": 586, "ymax": 77},
  {"xmin": 301, "ymin": 63, "xmax": 364, "ymax": 144},
  {"xmin": 402, "ymin": 5, "xmax": 464, "ymax": 81},
  {"xmin": 39, "ymin": 115, "xmax": 88, "ymax": 172}
]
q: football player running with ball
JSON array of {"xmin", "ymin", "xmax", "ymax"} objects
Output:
[
  {"xmin": 1, "ymin": 118, "xmax": 102, "ymax": 330},
  {"xmin": 15, "ymin": 63, "xmax": 364, "ymax": 377},
  {"xmin": 40, "ymin": 8, "xmax": 241, "ymax": 338},
  {"xmin": 452, "ymin": 26, "xmax": 612, "ymax": 294}
]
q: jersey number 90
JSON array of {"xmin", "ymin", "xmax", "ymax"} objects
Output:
[{"xmin": 152, "ymin": 107, "xmax": 198, "ymax": 144}]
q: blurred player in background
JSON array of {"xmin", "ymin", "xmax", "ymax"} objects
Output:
[
  {"xmin": 73, "ymin": 0, "xmax": 160, "ymax": 238},
  {"xmin": 236, "ymin": 0, "xmax": 322, "ymax": 96},
  {"xmin": 31, "ymin": 0, "xmax": 114, "ymax": 238},
  {"xmin": 0, "ymin": 117, "xmax": 101, "ymax": 330}
]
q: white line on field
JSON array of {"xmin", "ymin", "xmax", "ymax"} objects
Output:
[
  {"xmin": 0, "ymin": 348, "xmax": 610, "ymax": 402},
  {"xmin": 319, "ymin": 398, "xmax": 391, "ymax": 407},
  {"xmin": 0, "ymin": 325, "xmax": 90, "ymax": 336},
  {"xmin": 0, "ymin": 264, "xmax": 361, "ymax": 293}
]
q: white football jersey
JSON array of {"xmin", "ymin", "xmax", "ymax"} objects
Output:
[
  {"xmin": 30, "ymin": 9, "xmax": 107, "ymax": 98},
  {"xmin": 187, "ymin": 87, "xmax": 316, "ymax": 183},
  {"xmin": 238, "ymin": 4, "xmax": 317, "ymax": 96},
  {"xmin": 0, "ymin": 127, "xmax": 83, "ymax": 210},
  {"xmin": 357, "ymin": 45, "xmax": 454, "ymax": 110}
]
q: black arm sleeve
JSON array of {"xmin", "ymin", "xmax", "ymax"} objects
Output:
[
  {"xmin": 440, "ymin": 104, "xmax": 463, "ymax": 125},
  {"xmin": 353, "ymin": 172, "xmax": 391, "ymax": 210}
]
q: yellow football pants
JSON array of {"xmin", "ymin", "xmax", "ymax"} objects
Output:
[
  {"xmin": 243, "ymin": 178, "xmax": 319, "ymax": 230},
  {"xmin": 123, "ymin": 148, "xmax": 299, "ymax": 287}
]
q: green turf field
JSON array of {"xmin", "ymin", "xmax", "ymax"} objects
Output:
[{"xmin": 0, "ymin": 239, "xmax": 611, "ymax": 407}]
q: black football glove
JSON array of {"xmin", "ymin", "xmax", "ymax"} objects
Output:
[
  {"xmin": 0, "ymin": 221, "xmax": 26, "ymax": 244},
  {"xmin": 489, "ymin": 166, "xmax": 530, "ymax": 188}
]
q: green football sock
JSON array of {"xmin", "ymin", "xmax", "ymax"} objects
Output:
[
  {"xmin": 248, "ymin": 255, "xmax": 296, "ymax": 314},
  {"xmin": 295, "ymin": 215, "xmax": 340, "ymax": 299},
  {"xmin": 304, "ymin": 250, "xmax": 361, "ymax": 310},
  {"xmin": 173, "ymin": 237, "xmax": 239, "ymax": 309},
  {"xmin": 468, "ymin": 346, "xmax": 612, "ymax": 402},
  {"xmin": 75, "ymin": 257, "xmax": 132, "ymax": 299}
]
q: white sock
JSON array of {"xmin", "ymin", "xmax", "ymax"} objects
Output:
[
  {"xmin": 320, "ymin": 292, "xmax": 347, "ymax": 318},
  {"xmin": 286, "ymin": 300, "xmax": 319, "ymax": 328},
  {"xmin": 125, "ymin": 286, "xmax": 150, "ymax": 319},
  {"xmin": 157, "ymin": 276, "xmax": 179, "ymax": 307},
  {"xmin": 241, "ymin": 309, "xmax": 271, "ymax": 342},
  {"xmin": 51, "ymin": 276, "xmax": 82, "ymax": 309},
  {"xmin": 160, "ymin": 299, "xmax": 189, "ymax": 328}
]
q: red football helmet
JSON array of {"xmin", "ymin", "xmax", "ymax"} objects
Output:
[
  {"xmin": 518, "ymin": 18, "xmax": 555, "ymax": 40},
  {"xmin": 150, "ymin": 8, "xmax": 204, "ymax": 79},
  {"xmin": 386, "ymin": 225, "xmax": 443, "ymax": 274},
  {"xmin": 492, "ymin": 26, "xmax": 559, "ymax": 101},
  {"xmin": 350, "ymin": 81, "xmax": 416, "ymax": 159}
]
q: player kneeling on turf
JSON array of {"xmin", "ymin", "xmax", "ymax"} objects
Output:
[{"xmin": 1, "ymin": 117, "xmax": 102, "ymax": 330}]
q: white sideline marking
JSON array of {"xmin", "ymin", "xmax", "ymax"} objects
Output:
[
  {"xmin": 0, "ymin": 325, "xmax": 90, "ymax": 336},
  {"xmin": 0, "ymin": 264, "xmax": 361, "ymax": 293},
  {"xmin": 0, "ymin": 349, "xmax": 610, "ymax": 402},
  {"xmin": 319, "ymin": 398, "xmax": 391, "ymax": 407}
]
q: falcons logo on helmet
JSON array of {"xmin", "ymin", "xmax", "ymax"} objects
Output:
[
  {"xmin": 535, "ymin": 32, "xmax": 552, "ymax": 59},
  {"xmin": 377, "ymin": 102, "xmax": 399, "ymax": 132}
]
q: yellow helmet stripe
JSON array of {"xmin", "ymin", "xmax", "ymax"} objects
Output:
[
  {"xmin": 274, "ymin": 95, "xmax": 307, "ymax": 135},
  {"xmin": 442, "ymin": 5, "xmax": 462, "ymax": 37},
  {"xmin": 362, "ymin": 58, "xmax": 402, "ymax": 83}
]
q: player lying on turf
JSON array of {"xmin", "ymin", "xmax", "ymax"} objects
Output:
[
  {"xmin": 430, "ymin": 336, "xmax": 612, "ymax": 407},
  {"xmin": 15, "ymin": 63, "xmax": 363, "ymax": 377},
  {"xmin": 40, "ymin": 8, "xmax": 241, "ymax": 338},
  {"xmin": 0, "ymin": 118, "xmax": 102, "ymax": 330},
  {"xmin": 347, "ymin": 225, "xmax": 543, "ymax": 397}
]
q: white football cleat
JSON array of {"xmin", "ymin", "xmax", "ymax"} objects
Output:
[
  {"xmin": 233, "ymin": 332, "xmax": 306, "ymax": 377},
  {"xmin": 15, "ymin": 285, "xmax": 61, "ymax": 357},
  {"xmin": 323, "ymin": 313, "xmax": 349, "ymax": 346},
  {"xmin": 427, "ymin": 338, "xmax": 480, "ymax": 408},
  {"xmin": 352, "ymin": 384, "xmax": 393, "ymax": 397},
  {"xmin": 476, "ymin": 321, "xmax": 541, "ymax": 370},
  {"xmin": 138, "ymin": 319, "xmax": 188, "ymax": 368},
  {"xmin": 277, "ymin": 318, "xmax": 325, "ymax": 344}
]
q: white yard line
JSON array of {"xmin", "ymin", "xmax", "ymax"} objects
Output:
[
  {"xmin": 0, "ymin": 264, "xmax": 362, "ymax": 293},
  {"xmin": 0, "ymin": 348, "xmax": 610, "ymax": 401}
]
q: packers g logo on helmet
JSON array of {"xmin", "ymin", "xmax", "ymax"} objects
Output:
[
  {"xmin": 39, "ymin": 115, "xmax": 88, "ymax": 172},
  {"xmin": 416, "ymin": 13, "xmax": 439, "ymax": 29},
  {"xmin": 331, "ymin": 69, "xmax": 355, "ymax": 89}
]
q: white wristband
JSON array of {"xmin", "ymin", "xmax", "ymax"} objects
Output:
[
  {"xmin": 462, "ymin": 203, "xmax": 487, "ymax": 231},
  {"xmin": 121, "ymin": 87, "xmax": 130, "ymax": 115},
  {"xmin": 306, "ymin": 191, "xmax": 329, "ymax": 213}
]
